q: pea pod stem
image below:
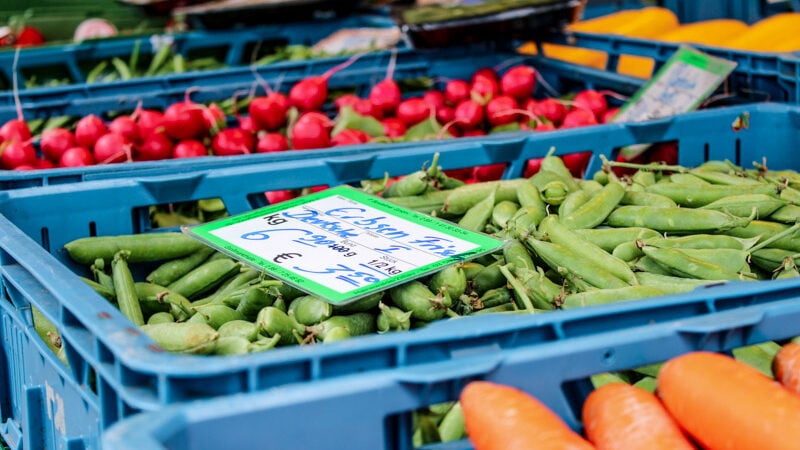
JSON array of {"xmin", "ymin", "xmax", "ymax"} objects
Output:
[
  {"xmin": 499, "ymin": 264, "xmax": 535, "ymax": 313},
  {"xmin": 749, "ymin": 222, "xmax": 800, "ymax": 253}
]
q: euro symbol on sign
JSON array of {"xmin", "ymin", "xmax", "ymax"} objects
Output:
[{"xmin": 273, "ymin": 253, "xmax": 302, "ymax": 263}]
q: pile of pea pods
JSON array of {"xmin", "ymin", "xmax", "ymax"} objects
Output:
[{"xmin": 59, "ymin": 152, "xmax": 800, "ymax": 357}]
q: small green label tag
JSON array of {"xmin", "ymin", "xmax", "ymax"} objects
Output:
[
  {"xmin": 185, "ymin": 186, "xmax": 505, "ymax": 305},
  {"xmin": 614, "ymin": 45, "xmax": 737, "ymax": 159}
]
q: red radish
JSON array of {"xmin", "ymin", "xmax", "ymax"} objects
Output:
[
  {"xmin": 424, "ymin": 90, "xmax": 446, "ymax": 110},
  {"xmin": 368, "ymin": 79, "xmax": 401, "ymax": 115},
  {"xmin": 266, "ymin": 189, "xmax": 297, "ymax": 204},
  {"xmin": 135, "ymin": 109, "xmax": 164, "ymax": 139},
  {"xmin": 73, "ymin": 18, "xmax": 117, "ymax": 42},
  {"xmin": 74, "ymin": 114, "xmax": 108, "ymax": 149},
  {"xmin": 92, "ymin": 132, "xmax": 131, "ymax": 164},
  {"xmin": 561, "ymin": 108, "xmax": 598, "ymax": 129},
  {"xmin": 40, "ymin": 127, "xmax": 76, "ymax": 163},
  {"xmin": 289, "ymin": 53, "xmax": 364, "ymax": 112},
  {"xmin": 531, "ymin": 98, "xmax": 568, "ymax": 126},
  {"xmin": 573, "ymin": 89, "xmax": 608, "ymax": 120},
  {"xmin": 474, "ymin": 163, "xmax": 506, "ymax": 181},
  {"xmin": 562, "ymin": 151, "xmax": 592, "ymax": 178},
  {"xmin": 58, "ymin": 146, "xmax": 95, "ymax": 167},
  {"xmin": 249, "ymin": 93, "xmax": 289, "ymax": 131},
  {"xmin": 0, "ymin": 119, "xmax": 31, "ymax": 143},
  {"xmin": 353, "ymin": 98, "xmax": 383, "ymax": 120},
  {"xmin": 136, "ymin": 131, "xmax": 174, "ymax": 161},
  {"xmin": 601, "ymin": 107, "xmax": 620, "ymax": 123},
  {"xmin": 291, "ymin": 112, "xmax": 332, "ymax": 150},
  {"xmin": 203, "ymin": 103, "xmax": 226, "ymax": 133},
  {"xmin": 12, "ymin": 164, "xmax": 35, "ymax": 171},
  {"xmin": 485, "ymin": 95, "xmax": 519, "ymax": 127},
  {"xmin": 523, "ymin": 158, "xmax": 543, "ymax": 177},
  {"xmin": 396, "ymin": 98, "xmax": 431, "ymax": 126},
  {"xmin": 646, "ymin": 141, "xmax": 678, "ymax": 165},
  {"xmin": 109, "ymin": 116, "xmax": 140, "ymax": 144},
  {"xmin": 256, "ymin": 133, "xmax": 289, "ymax": 153},
  {"xmin": 173, "ymin": 140, "xmax": 208, "ymax": 158},
  {"xmin": 443, "ymin": 168, "xmax": 473, "ymax": 181},
  {"xmin": 470, "ymin": 72, "xmax": 500, "ymax": 104},
  {"xmin": 382, "ymin": 118, "xmax": 407, "ymax": 138},
  {"xmin": 535, "ymin": 121, "xmax": 557, "ymax": 131},
  {"xmin": 368, "ymin": 48, "xmax": 401, "ymax": 115},
  {"xmin": 454, "ymin": 100, "xmax": 485, "ymax": 130},
  {"xmin": 0, "ymin": 140, "xmax": 37, "ymax": 169},
  {"xmin": 500, "ymin": 65, "xmax": 536, "ymax": 100},
  {"xmin": 334, "ymin": 94, "xmax": 360, "ymax": 110},
  {"xmin": 239, "ymin": 116, "xmax": 257, "ymax": 134},
  {"xmin": 436, "ymin": 105, "xmax": 455, "ymax": 126},
  {"xmin": 162, "ymin": 101, "xmax": 207, "ymax": 140},
  {"xmin": 35, "ymin": 158, "xmax": 54, "ymax": 169},
  {"xmin": 471, "ymin": 67, "xmax": 498, "ymax": 84},
  {"xmin": 211, "ymin": 128, "xmax": 255, "ymax": 156},
  {"xmin": 462, "ymin": 129, "xmax": 486, "ymax": 137},
  {"xmin": 444, "ymin": 80, "xmax": 470, "ymax": 106},
  {"xmin": 332, "ymin": 129, "xmax": 371, "ymax": 147}
]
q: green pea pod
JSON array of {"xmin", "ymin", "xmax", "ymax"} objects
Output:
[
  {"xmin": 558, "ymin": 189, "xmax": 591, "ymax": 217},
  {"xmin": 652, "ymin": 247, "xmax": 751, "ymax": 273},
  {"xmin": 512, "ymin": 266, "xmax": 561, "ymax": 310},
  {"xmin": 377, "ymin": 302, "xmax": 413, "ymax": 333},
  {"xmin": 458, "ymin": 188, "xmax": 496, "ymax": 232},
  {"xmin": 470, "ymin": 303, "xmax": 516, "ymax": 315},
  {"xmin": 332, "ymin": 292, "xmax": 383, "ymax": 314},
  {"xmin": 80, "ymin": 276, "xmax": 116, "ymax": 301},
  {"xmin": 288, "ymin": 295, "xmax": 333, "ymax": 326},
  {"xmin": 214, "ymin": 336, "xmax": 251, "ymax": 356},
  {"xmin": 645, "ymin": 183, "xmax": 778, "ymax": 208},
  {"xmin": 750, "ymin": 248, "xmax": 799, "ymax": 273},
  {"xmin": 146, "ymin": 43, "xmax": 172, "ymax": 76},
  {"xmin": 530, "ymin": 170, "xmax": 570, "ymax": 206},
  {"xmin": 111, "ymin": 57, "xmax": 132, "ymax": 80},
  {"xmin": 668, "ymin": 173, "xmax": 711, "ymax": 186},
  {"xmin": 250, "ymin": 335, "xmax": 282, "ymax": 352},
  {"xmin": 700, "ymin": 194, "xmax": 786, "ymax": 218},
  {"xmin": 471, "ymin": 260, "xmax": 507, "ymax": 296},
  {"xmin": 689, "ymin": 170, "xmax": 762, "ymax": 186},
  {"xmin": 91, "ymin": 258, "xmax": 115, "ymax": 293},
  {"xmin": 429, "ymin": 264, "xmax": 467, "ymax": 301},
  {"xmin": 516, "ymin": 181, "xmax": 547, "ymax": 212},
  {"xmin": 540, "ymin": 152, "xmax": 580, "ymax": 192},
  {"xmin": 633, "ymin": 376, "xmax": 658, "ymax": 394},
  {"xmin": 502, "ymin": 238, "xmax": 535, "ymax": 272},
  {"xmin": 385, "ymin": 189, "xmax": 450, "ymax": 215},
  {"xmin": 560, "ymin": 181, "xmax": 625, "ymax": 230},
  {"xmin": 111, "ymin": 251, "xmax": 145, "ymax": 326},
  {"xmin": 476, "ymin": 286, "xmax": 515, "ymax": 310},
  {"xmin": 561, "ymin": 285, "xmax": 669, "ymax": 309},
  {"xmin": 643, "ymin": 234, "xmax": 761, "ymax": 251},
  {"xmin": 32, "ymin": 307, "xmax": 63, "ymax": 358},
  {"xmin": 573, "ymin": 227, "xmax": 662, "ymax": 253},
  {"xmin": 321, "ymin": 327, "xmax": 351, "ymax": 343},
  {"xmin": 525, "ymin": 238, "xmax": 629, "ymax": 289},
  {"xmin": 65, "ymin": 232, "xmax": 207, "ymax": 265},
  {"xmin": 631, "ymin": 170, "xmax": 656, "ymax": 188},
  {"xmin": 146, "ymin": 246, "xmax": 216, "ymax": 287},
  {"xmin": 621, "ymin": 190, "xmax": 678, "ymax": 208},
  {"xmin": 141, "ymin": 322, "xmax": 219, "ymax": 354},
  {"xmin": 634, "ymin": 272, "xmax": 724, "ymax": 292},
  {"xmin": 442, "ymin": 179, "xmax": 526, "ymax": 215},
  {"xmin": 769, "ymin": 204, "xmax": 800, "ymax": 224},
  {"xmin": 390, "ymin": 281, "xmax": 449, "ymax": 322},
  {"xmin": 461, "ymin": 261, "xmax": 485, "ymax": 281},
  {"xmin": 506, "ymin": 206, "xmax": 545, "ymax": 240},
  {"xmin": 256, "ymin": 307, "xmax": 306, "ymax": 346},
  {"xmin": 774, "ymin": 256, "xmax": 800, "ymax": 280},
  {"xmin": 593, "ymin": 170, "xmax": 610, "ymax": 185},
  {"xmin": 311, "ymin": 313, "xmax": 376, "ymax": 341},
  {"xmin": 631, "ymin": 255, "xmax": 674, "ymax": 276},
  {"xmin": 580, "ymin": 179, "xmax": 605, "ymax": 195},
  {"xmin": 723, "ymin": 220, "xmax": 800, "ymax": 252},
  {"xmin": 235, "ymin": 285, "xmax": 277, "ymax": 321},
  {"xmin": 189, "ymin": 304, "xmax": 245, "ymax": 329},
  {"xmin": 491, "ymin": 200, "xmax": 519, "ymax": 229},
  {"xmin": 147, "ymin": 312, "xmax": 175, "ymax": 325},
  {"xmin": 641, "ymin": 246, "xmax": 748, "ymax": 281},
  {"xmin": 606, "ymin": 206, "xmax": 754, "ymax": 233},
  {"xmin": 217, "ymin": 320, "xmax": 260, "ymax": 341},
  {"xmin": 732, "ymin": 342, "xmax": 781, "ymax": 377},
  {"xmin": 167, "ymin": 258, "xmax": 242, "ymax": 299},
  {"xmin": 611, "ymin": 240, "xmax": 644, "ymax": 262},
  {"xmin": 437, "ymin": 402, "xmax": 466, "ymax": 442},
  {"xmin": 539, "ymin": 215, "xmax": 637, "ymax": 285}
]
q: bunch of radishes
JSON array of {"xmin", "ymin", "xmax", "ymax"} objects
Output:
[{"xmin": 0, "ymin": 59, "xmax": 622, "ymax": 171}]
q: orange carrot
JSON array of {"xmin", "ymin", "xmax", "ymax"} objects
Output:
[
  {"xmin": 460, "ymin": 381, "xmax": 595, "ymax": 450},
  {"xmin": 774, "ymin": 342, "xmax": 800, "ymax": 396},
  {"xmin": 658, "ymin": 351, "xmax": 800, "ymax": 450},
  {"xmin": 582, "ymin": 382, "xmax": 694, "ymax": 450}
]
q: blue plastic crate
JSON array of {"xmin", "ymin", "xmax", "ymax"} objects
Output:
[
  {"xmin": 0, "ymin": 52, "xmax": 646, "ymax": 190},
  {"xmin": 99, "ymin": 291, "xmax": 800, "ymax": 450},
  {"xmin": 0, "ymin": 14, "xmax": 394, "ymax": 90},
  {"xmin": 2, "ymin": 101, "xmax": 800, "ymax": 449}
]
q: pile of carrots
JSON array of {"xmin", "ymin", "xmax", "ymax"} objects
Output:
[
  {"xmin": 461, "ymin": 342, "xmax": 800, "ymax": 450},
  {"xmin": 520, "ymin": 7, "xmax": 800, "ymax": 79}
]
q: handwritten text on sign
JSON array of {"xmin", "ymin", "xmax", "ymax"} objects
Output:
[{"xmin": 186, "ymin": 186, "xmax": 504, "ymax": 304}]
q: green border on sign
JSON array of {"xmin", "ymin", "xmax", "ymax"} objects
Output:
[{"xmin": 185, "ymin": 186, "xmax": 506, "ymax": 304}]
